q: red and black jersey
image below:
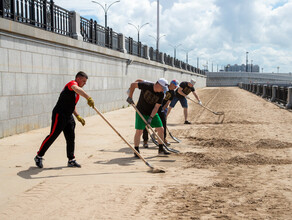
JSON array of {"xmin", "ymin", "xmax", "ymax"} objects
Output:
[{"xmin": 53, "ymin": 80, "xmax": 80, "ymax": 116}]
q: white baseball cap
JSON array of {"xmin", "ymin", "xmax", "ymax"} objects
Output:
[
  {"xmin": 157, "ymin": 78, "xmax": 169, "ymax": 92},
  {"xmin": 190, "ymin": 78, "xmax": 196, "ymax": 85}
]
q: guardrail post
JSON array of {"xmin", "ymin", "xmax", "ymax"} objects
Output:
[
  {"xmin": 138, "ymin": 42, "xmax": 142, "ymax": 57},
  {"xmin": 262, "ymin": 84, "xmax": 267, "ymax": 98},
  {"xmin": 105, "ymin": 27, "xmax": 109, "ymax": 48},
  {"xmin": 271, "ymin": 85, "xmax": 278, "ymax": 102},
  {"xmin": 43, "ymin": 0, "xmax": 47, "ymax": 29},
  {"xmin": 89, "ymin": 19, "xmax": 94, "ymax": 43},
  {"xmin": 109, "ymin": 28, "xmax": 113, "ymax": 49},
  {"xmin": 30, "ymin": 0, "xmax": 35, "ymax": 24},
  {"xmin": 149, "ymin": 47, "xmax": 153, "ymax": 60},
  {"xmin": 252, "ymin": 84, "xmax": 256, "ymax": 93},
  {"xmin": 143, "ymin": 45, "xmax": 149, "ymax": 60},
  {"xmin": 170, "ymin": 57, "xmax": 174, "ymax": 67},
  {"xmin": 11, "ymin": 0, "xmax": 16, "ymax": 20},
  {"xmin": 71, "ymin": 11, "xmax": 83, "ymax": 40},
  {"xmin": 286, "ymin": 87, "xmax": 292, "ymax": 109},
  {"xmin": 118, "ymin": 33, "xmax": 126, "ymax": 53},
  {"xmin": 159, "ymin": 52, "xmax": 164, "ymax": 64},
  {"xmin": 256, "ymin": 84, "xmax": 260, "ymax": 95},
  {"xmin": 128, "ymin": 37, "xmax": 133, "ymax": 54},
  {"xmin": 50, "ymin": 0, "xmax": 54, "ymax": 31},
  {"xmin": 0, "ymin": 0, "xmax": 3, "ymax": 17}
]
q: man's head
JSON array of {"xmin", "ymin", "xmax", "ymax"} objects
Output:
[
  {"xmin": 154, "ymin": 78, "xmax": 169, "ymax": 92},
  {"xmin": 188, "ymin": 78, "xmax": 196, "ymax": 87},
  {"xmin": 169, "ymin": 79, "xmax": 179, "ymax": 90},
  {"xmin": 75, "ymin": 71, "xmax": 88, "ymax": 88}
]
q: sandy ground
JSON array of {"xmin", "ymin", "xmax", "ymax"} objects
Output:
[{"xmin": 0, "ymin": 87, "xmax": 291, "ymax": 220}]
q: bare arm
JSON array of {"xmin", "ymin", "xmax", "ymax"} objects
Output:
[
  {"xmin": 71, "ymin": 85, "xmax": 90, "ymax": 100},
  {"xmin": 128, "ymin": 82, "xmax": 139, "ymax": 98},
  {"xmin": 162, "ymin": 100, "xmax": 171, "ymax": 111},
  {"xmin": 192, "ymin": 91, "xmax": 200, "ymax": 101},
  {"xmin": 150, "ymin": 103, "xmax": 161, "ymax": 118}
]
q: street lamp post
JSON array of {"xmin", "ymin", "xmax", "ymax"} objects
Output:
[
  {"xmin": 197, "ymin": 57, "xmax": 199, "ymax": 69},
  {"xmin": 128, "ymin": 22, "xmax": 149, "ymax": 43},
  {"xmin": 246, "ymin": 51, "xmax": 249, "ymax": 72},
  {"xmin": 169, "ymin": 44, "xmax": 182, "ymax": 59},
  {"xmin": 157, "ymin": 0, "xmax": 160, "ymax": 51},
  {"xmin": 92, "ymin": 0, "xmax": 120, "ymax": 28},
  {"xmin": 251, "ymin": 60, "xmax": 253, "ymax": 72},
  {"xmin": 182, "ymin": 48, "xmax": 193, "ymax": 64},
  {"xmin": 149, "ymin": 34, "xmax": 166, "ymax": 50}
]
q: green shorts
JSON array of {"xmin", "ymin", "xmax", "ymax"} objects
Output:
[{"xmin": 135, "ymin": 112, "xmax": 163, "ymax": 130}]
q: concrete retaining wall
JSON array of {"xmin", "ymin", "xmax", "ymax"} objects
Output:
[
  {"xmin": 207, "ymin": 71, "xmax": 292, "ymax": 87},
  {"xmin": 0, "ymin": 17, "xmax": 206, "ymax": 138}
]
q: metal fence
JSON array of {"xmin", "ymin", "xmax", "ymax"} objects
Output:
[
  {"xmin": 1, "ymin": 0, "xmax": 205, "ymax": 75},
  {"xmin": 80, "ymin": 17, "xmax": 120, "ymax": 51},
  {"xmin": 0, "ymin": 0, "xmax": 72, "ymax": 36}
]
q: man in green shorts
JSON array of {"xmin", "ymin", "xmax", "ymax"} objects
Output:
[{"xmin": 127, "ymin": 78, "xmax": 170, "ymax": 157}]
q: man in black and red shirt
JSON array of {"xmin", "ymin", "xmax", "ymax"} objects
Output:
[
  {"xmin": 34, "ymin": 71, "xmax": 95, "ymax": 168},
  {"xmin": 167, "ymin": 79, "xmax": 202, "ymax": 124},
  {"xmin": 127, "ymin": 78, "xmax": 170, "ymax": 156}
]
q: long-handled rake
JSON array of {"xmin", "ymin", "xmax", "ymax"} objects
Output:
[
  {"xmin": 148, "ymin": 126, "xmax": 181, "ymax": 144},
  {"xmin": 166, "ymin": 127, "xmax": 181, "ymax": 143},
  {"xmin": 187, "ymin": 97, "xmax": 225, "ymax": 115},
  {"xmin": 187, "ymin": 97, "xmax": 225, "ymax": 123},
  {"xmin": 130, "ymin": 103, "xmax": 180, "ymax": 153},
  {"xmin": 93, "ymin": 107, "xmax": 165, "ymax": 173}
]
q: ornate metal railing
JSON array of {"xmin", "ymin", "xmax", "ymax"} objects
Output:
[
  {"xmin": 0, "ymin": 0, "xmax": 205, "ymax": 75},
  {"xmin": 0, "ymin": 0, "xmax": 72, "ymax": 36}
]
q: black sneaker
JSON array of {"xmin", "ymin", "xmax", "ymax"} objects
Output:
[
  {"xmin": 164, "ymin": 140, "xmax": 171, "ymax": 146},
  {"xmin": 34, "ymin": 155, "xmax": 43, "ymax": 168},
  {"xmin": 134, "ymin": 147, "xmax": 140, "ymax": 158},
  {"xmin": 184, "ymin": 120, "xmax": 191, "ymax": 124},
  {"xmin": 68, "ymin": 159, "xmax": 81, "ymax": 168},
  {"xmin": 158, "ymin": 146, "xmax": 171, "ymax": 155},
  {"xmin": 143, "ymin": 141, "xmax": 149, "ymax": 148}
]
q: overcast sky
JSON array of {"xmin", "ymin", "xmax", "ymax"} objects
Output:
[{"xmin": 54, "ymin": 0, "xmax": 292, "ymax": 73}]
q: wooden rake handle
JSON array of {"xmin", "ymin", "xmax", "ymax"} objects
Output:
[{"xmin": 92, "ymin": 106, "xmax": 153, "ymax": 169}]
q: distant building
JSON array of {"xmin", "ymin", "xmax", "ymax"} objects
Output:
[{"xmin": 224, "ymin": 64, "xmax": 260, "ymax": 72}]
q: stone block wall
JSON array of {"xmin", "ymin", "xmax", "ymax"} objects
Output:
[{"xmin": 0, "ymin": 17, "xmax": 206, "ymax": 138}]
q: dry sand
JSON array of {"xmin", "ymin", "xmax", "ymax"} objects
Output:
[{"xmin": 0, "ymin": 87, "xmax": 291, "ymax": 220}]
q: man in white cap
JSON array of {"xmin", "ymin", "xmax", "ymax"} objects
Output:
[
  {"xmin": 127, "ymin": 78, "xmax": 170, "ymax": 156},
  {"xmin": 167, "ymin": 78, "xmax": 202, "ymax": 124}
]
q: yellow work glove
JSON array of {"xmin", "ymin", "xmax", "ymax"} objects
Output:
[
  {"xmin": 76, "ymin": 115, "xmax": 85, "ymax": 126},
  {"xmin": 87, "ymin": 97, "xmax": 95, "ymax": 108}
]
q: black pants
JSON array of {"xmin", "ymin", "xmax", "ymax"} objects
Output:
[
  {"xmin": 37, "ymin": 111, "xmax": 76, "ymax": 160},
  {"xmin": 142, "ymin": 108, "xmax": 167, "ymax": 141},
  {"xmin": 158, "ymin": 108, "xmax": 167, "ymax": 139}
]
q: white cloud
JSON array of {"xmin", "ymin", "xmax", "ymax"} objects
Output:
[{"xmin": 53, "ymin": 0, "xmax": 292, "ymax": 73}]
